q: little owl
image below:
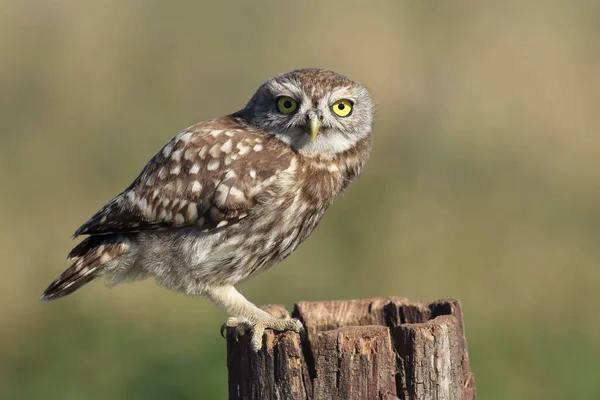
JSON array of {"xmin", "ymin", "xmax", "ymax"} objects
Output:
[{"xmin": 42, "ymin": 68, "xmax": 374, "ymax": 351}]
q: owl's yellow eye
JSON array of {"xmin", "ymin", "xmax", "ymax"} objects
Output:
[
  {"xmin": 277, "ymin": 96, "xmax": 298, "ymax": 114},
  {"xmin": 331, "ymin": 99, "xmax": 353, "ymax": 117}
]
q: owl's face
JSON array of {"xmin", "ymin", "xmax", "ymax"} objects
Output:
[{"xmin": 237, "ymin": 69, "xmax": 373, "ymax": 159}]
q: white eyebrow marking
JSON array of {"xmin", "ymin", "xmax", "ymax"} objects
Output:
[{"xmin": 327, "ymin": 86, "xmax": 357, "ymax": 105}]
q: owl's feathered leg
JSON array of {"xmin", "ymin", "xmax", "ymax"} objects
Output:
[{"xmin": 205, "ymin": 285, "xmax": 304, "ymax": 352}]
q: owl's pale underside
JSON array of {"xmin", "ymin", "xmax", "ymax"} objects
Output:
[{"xmin": 42, "ymin": 68, "xmax": 374, "ymax": 351}]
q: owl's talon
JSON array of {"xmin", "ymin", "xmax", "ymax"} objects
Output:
[
  {"xmin": 221, "ymin": 314, "xmax": 305, "ymax": 351},
  {"xmin": 289, "ymin": 318, "xmax": 306, "ymax": 342},
  {"xmin": 220, "ymin": 317, "xmax": 250, "ymax": 340},
  {"xmin": 233, "ymin": 324, "xmax": 250, "ymax": 342}
]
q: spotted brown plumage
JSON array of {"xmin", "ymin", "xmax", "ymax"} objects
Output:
[
  {"xmin": 75, "ymin": 117, "xmax": 294, "ymax": 236},
  {"xmin": 42, "ymin": 68, "xmax": 374, "ymax": 352}
]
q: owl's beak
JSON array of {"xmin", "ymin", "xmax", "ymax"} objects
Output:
[{"xmin": 306, "ymin": 110, "xmax": 322, "ymax": 141}]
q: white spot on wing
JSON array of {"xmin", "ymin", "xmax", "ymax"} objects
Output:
[
  {"xmin": 170, "ymin": 165, "xmax": 181, "ymax": 175},
  {"xmin": 207, "ymin": 159, "xmax": 220, "ymax": 171},
  {"xmin": 237, "ymin": 142, "xmax": 251, "ymax": 155},
  {"xmin": 189, "ymin": 164, "xmax": 200, "ymax": 174},
  {"xmin": 186, "ymin": 205, "xmax": 198, "ymax": 222},
  {"xmin": 191, "ymin": 181, "xmax": 202, "ymax": 194},
  {"xmin": 174, "ymin": 213, "xmax": 185, "ymax": 225},
  {"xmin": 253, "ymin": 144, "xmax": 263, "ymax": 152},
  {"xmin": 145, "ymin": 174, "xmax": 155, "ymax": 186},
  {"xmin": 100, "ymin": 253, "xmax": 112, "ymax": 264},
  {"xmin": 199, "ymin": 146, "xmax": 207, "ymax": 159},
  {"xmin": 249, "ymin": 169, "xmax": 257, "ymax": 179},
  {"xmin": 215, "ymin": 184, "xmax": 229, "ymax": 205},
  {"xmin": 162, "ymin": 144, "xmax": 173, "ymax": 157},
  {"xmin": 184, "ymin": 148, "xmax": 195, "ymax": 161},
  {"xmin": 171, "ymin": 150, "xmax": 182, "ymax": 162},
  {"xmin": 209, "ymin": 130, "xmax": 222, "ymax": 137},
  {"xmin": 137, "ymin": 197, "xmax": 147, "ymax": 211},
  {"xmin": 221, "ymin": 139, "xmax": 233, "ymax": 153},
  {"xmin": 228, "ymin": 186, "xmax": 245, "ymax": 201},
  {"xmin": 178, "ymin": 131, "xmax": 192, "ymax": 144},
  {"xmin": 209, "ymin": 144, "xmax": 221, "ymax": 159},
  {"xmin": 217, "ymin": 220, "xmax": 228, "ymax": 228}
]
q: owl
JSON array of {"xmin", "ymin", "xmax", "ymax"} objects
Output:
[{"xmin": 42, "ymin": 68, "xmax": 374, "ymax": 351}]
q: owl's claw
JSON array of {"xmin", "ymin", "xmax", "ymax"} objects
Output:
[
  {"xmin": 233, "ymin": 323, "xmax": 251, "ymax": 342},
  {"xmin": 220, "ymin": 316, "xmax": 305, "ymax": 352},
  {"xmin": 221, "ymin": 318, "xmax": 257, "ymax": 347},
  {"xmin": 221, "ymin": 317, "xmax": 249, "ymax": 339}
]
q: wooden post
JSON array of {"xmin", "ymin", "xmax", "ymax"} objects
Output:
[{"xmin": 226, "ymin": 297, "xmax": 476, "ymax": 400}]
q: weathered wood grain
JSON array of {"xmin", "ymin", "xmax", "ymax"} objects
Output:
[{"xmin": 226, "ymin": 298, "xmax": 476, "ymax": 400}]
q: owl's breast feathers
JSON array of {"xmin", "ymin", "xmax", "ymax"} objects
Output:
[
  {"xmin": 74, "ymin": 116, "xmax": 371, "ymax": 238},
  {"xmin": 296, "ymin": 132, "xmax": 372, "ymax": 204}
]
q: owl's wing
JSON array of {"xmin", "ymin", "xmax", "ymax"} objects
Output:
[{"xmin": 74, "ymin": 117, "xmax": 294, "ymax": 237}]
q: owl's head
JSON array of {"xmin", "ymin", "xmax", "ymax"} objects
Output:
[{"xmin": 237, "ymin": 69, "xmax": 373, "ymax": 159}]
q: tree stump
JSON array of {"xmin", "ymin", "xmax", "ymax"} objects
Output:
[{"xmin": 226, "ymin": 297, "xmax": 476, "ymax": 400}]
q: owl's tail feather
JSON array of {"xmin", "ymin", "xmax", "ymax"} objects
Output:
[{"xmin": 41, "ymin": 236, "xmax": 129, "ymax": 301}]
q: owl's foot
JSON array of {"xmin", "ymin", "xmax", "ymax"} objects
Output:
[
  {"xmin": 208, "ymin": 286, "xmax": 304, "ymax": 351},
  {"xmin": 221, "ymin": 316, "xmax": 304, "ymax": 352}
]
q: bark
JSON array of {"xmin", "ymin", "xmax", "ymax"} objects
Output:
[{"xmin": 227, "ymin": 298, "xmax": 476, "ymax": 400}]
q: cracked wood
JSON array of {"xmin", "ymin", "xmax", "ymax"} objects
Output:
[{"xmin": 226, "ymin": 297, "xmax": 476, "ymax": 400}]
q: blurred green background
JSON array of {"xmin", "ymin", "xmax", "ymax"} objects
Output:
[{"xmin": 1, "ymin": 1, "xmax": 599, "ymax": 399}]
